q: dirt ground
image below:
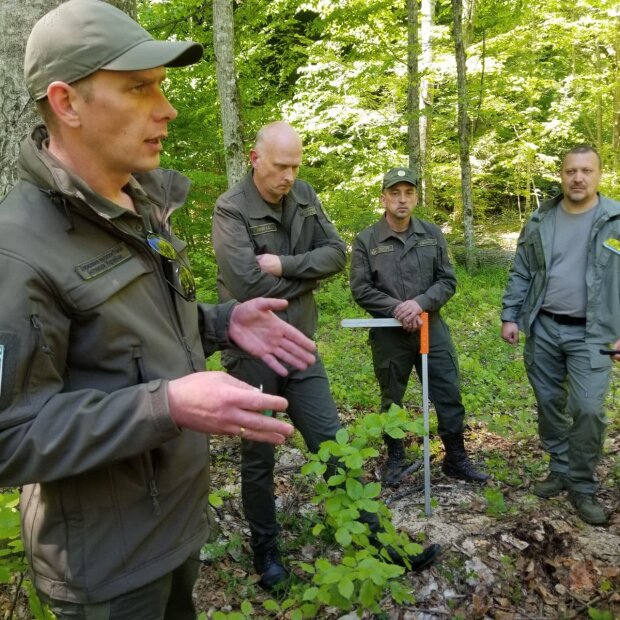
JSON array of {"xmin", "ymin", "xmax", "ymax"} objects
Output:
[
  {"xmin": 2, "ymin": 425, "xmax": 618, "ymax": 620},
  {"xmin": 195, "ymin": 426, "xmax": 620, "ymax": 620}
]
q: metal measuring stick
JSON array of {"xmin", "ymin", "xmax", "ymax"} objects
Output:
[
  {"xmin": 419, "ymin": 312, "xmax": 432, "ymax": 516},
  {"xmin": 341, "ymin": 314, "xmax": 432, "ymax": 515}
]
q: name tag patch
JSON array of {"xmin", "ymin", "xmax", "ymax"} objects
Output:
[
  {"xmin": 414, "ymin": 239, "xmax": 438, "ymax": 248},
  {"xmin": 371, "ymin": 245, "xmax": 394, "ymax": 256},
  {"xmin": 75, "ymin": 243, "xmax": 132, "ymax": 280},
  {"xmin": 250, "ymin": 223, "xmax": 278, "ymax": 236},
  {"xmin": 300, "ymin": 206, "xmax": 317, "ymax": 218}
]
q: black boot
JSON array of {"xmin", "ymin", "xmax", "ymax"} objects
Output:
[
  {"xmin": 441, "ymin": 433, "xmax": 490, "ymax": 482},
  {"xmin": 381, "ymin": 436, "xmax": 410, "ymax": 486},
  {"xmin": 362, "ymin": 511, "xmax": 441, "ymax": 572},
  {"xmin": 253, "ymin": 547, "xmax": 290, "ymax": 591}
]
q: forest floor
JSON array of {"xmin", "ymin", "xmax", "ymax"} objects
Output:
[{"xmin": 195, "ymin": 412, "xmax": 620, "ymax": 620}]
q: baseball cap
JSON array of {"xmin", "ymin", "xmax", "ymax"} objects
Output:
[
  {"xmin": 382, "ymin": 167, "xmax": 417, "ymax": 190},
  {"xmin": 25, "ymin": 0, "xmax": 204, "ymax": 101}
]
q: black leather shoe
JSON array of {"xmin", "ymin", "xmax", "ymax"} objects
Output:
[{"xmin": 254, "ymin": 548, "xmax": 290, "ymax": 591}]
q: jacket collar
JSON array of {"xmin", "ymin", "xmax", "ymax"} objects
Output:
[
  {"xmin": 240, "ymin": 170, "xmax": 310, "ymax": 219},
  {"xmin": 18, "ymin": 125, "xmax": 190, "ymax": 224},
  {"xmin": 374, "ymin": 213, "xmax": 426, "ymax": 243}
]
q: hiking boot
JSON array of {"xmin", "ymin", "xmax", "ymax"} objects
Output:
[
  {"xmin": 381, "ymin": 436, "xmax": 410, "ymax": 486},
  {"xmin": 369, "ymin": 533, "xmax": 442, "ymax": 572},
  {"xmin": 532, "ymin": 472, "xmax": 567, "ymax": 498},
  {"xmin": 568, "ymin": 491, "xmax": 607, "ymax": 525},
  {"xmin": 253, "ymin": 548, "xmax": 290, "ymax": 591},
  {"xmin": 441, "ymin": 434, "xmax": 490, "ymax": 482}
]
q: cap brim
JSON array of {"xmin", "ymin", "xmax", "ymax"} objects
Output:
[
  {"xmin": 383, "ymin": 179, "xmax": 417, "ymax": 189},
  {"xmin": 103, "ymin": 39, "xmax": 203, "ymax": 71}
]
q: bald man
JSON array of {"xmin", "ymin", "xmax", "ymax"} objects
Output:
[{"xmin": 212, "ymin": 122, "xmax": 440, "ymax": 589}]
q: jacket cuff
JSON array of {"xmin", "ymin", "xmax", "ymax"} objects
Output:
[
  {"xmin": 148, "ymin": 379, "xmax": 181, "ymax": 437},
  {"xmin": 279, "ymin": 255, "xmax": 295, "ymax": 277}
]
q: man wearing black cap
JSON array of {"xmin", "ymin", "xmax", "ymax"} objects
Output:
[
  {"xmin": 350, "ymin": 167, "xmax": 489, "ymax": 486},
  {"xmin": 0, "ymin": 1, "xmax": 319, "ymax": 617}
]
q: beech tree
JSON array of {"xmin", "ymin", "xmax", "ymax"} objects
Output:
[{"xmin": 213, "ymin": 0, "xmax": 245, "ymax": 187}]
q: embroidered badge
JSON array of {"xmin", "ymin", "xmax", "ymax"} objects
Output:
[
  {"xmin": 300, "ymin": 206, "xmax": 317, "ymax": 218},
  {"xmin": 603, "ymin": 238, "xmax": 620, "ymax": 256},
  {"xmin": 250, "ymin": 223, "xmax": 278, "ymax": 236},
  {"xmin": 75, "ymin": 243, "xmax": 132, "ymax": 280},
  {"xmin": 371, "ymin": 245, "xmax": 394, "ymax": 256}
]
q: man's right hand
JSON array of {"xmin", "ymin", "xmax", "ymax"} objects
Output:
[
  {"xmin": 501, "ymin": 321, "xmax": 520, "ymax": 345},
  {"xmin": 167, "ymin": 372, "xmax": 294, "ymax": 445}
]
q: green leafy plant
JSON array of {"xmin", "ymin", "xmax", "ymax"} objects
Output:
[{"xmin": 259, "ymin": 405, "xmax": 426, "ymax": 617}]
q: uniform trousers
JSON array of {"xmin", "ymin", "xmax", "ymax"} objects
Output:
[
  {"xmin": 368, "ymin": 314, "xmax": 465, "ymax": 437},
  {"xmin": 38, "ymin": 552, "xmax": 200, "ymax": 620},
  {"xmin": 222, "ymin": 354, "xmax": 341, "ymax": 555},
  {"xmin": 524, "ymin": 312, "xmax": 611, "ymax": 493}
]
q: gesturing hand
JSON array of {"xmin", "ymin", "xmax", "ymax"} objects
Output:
[
  {"xmin": 229, "ymin": 298, "xmax": 316, "ymax": 376},
  {"xmin": 168, "ymin": 371, "xmax": 294, "ymax": 444}
]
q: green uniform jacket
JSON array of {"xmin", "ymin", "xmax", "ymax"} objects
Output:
[
  {"xmin": 0, "ymin": 127, "xmax": 234, "ymax": 604},
  {"xmin": 212, "ymin": 171, "xmax": 346, "ymax": 346},
  {"xmin": 501, "ymin": 194, "xmax": 620, "ymax": 343},
  {"xmin": 349, "ymin": 215, "xmax": 457, "ymax": 316}
]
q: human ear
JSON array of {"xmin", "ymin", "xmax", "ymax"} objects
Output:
[{"xmin": 46, "ymin": 82, "xmax": 82, "ymax": 128}]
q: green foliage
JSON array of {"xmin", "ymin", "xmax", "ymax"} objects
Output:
[
  {"xmin": 260, "ymin": 405, "xmax": 424, "ymax": 616},
  {"xmin": 483, "ymin": 487, "xmax": 510, "ymax": 517},
  {"xmin": 0, "ymin": 490, "xmax": 54, "ymax": 619}
]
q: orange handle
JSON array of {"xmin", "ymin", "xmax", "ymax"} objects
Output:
[{"xmin": 420, "ymin": 312, "xmax": 429, "ymax": 354}]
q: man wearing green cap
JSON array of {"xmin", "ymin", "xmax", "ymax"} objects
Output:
[
  {"xmin": 350, "ymin": 167, "xmax": 489, "ymax": 486},
  {"xmin": 0, "ymin": 1, "xmax": 319, "ymax": 617}
]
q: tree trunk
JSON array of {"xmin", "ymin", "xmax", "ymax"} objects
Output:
[
  {"xmin": 213, "ymin": 0, "xmax": 246, "ymax": 188},
  {"xmin": 406, "ymin": 0, "xmax": 421, "ymax": 183},
  {"xmin": 0, "ymin": 0, "xmax": 136, "ymax": 199},
  {"xmin": 613, "ymin": 16, "xmax": 620, "ymax": 179},
  {"xmin": 452, "ymin": 0, "xmax": 475, "ymax": 270},
  {"xmin": 420, "ymin": 0, "xmax": 435, "ymax": 211}
]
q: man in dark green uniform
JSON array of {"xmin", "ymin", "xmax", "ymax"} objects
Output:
[
  {"xmin": 350, "ymin": 167, "xmax": 489, "ymax": 485},
  {"xmin": 213, "ymin": 129, "xmax": 440, "ymax": 590}
]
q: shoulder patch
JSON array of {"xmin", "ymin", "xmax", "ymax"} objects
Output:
[
  {"xmin": 75, "ymin": 243, "xmax": 132, "ymax": 280},
  {"xmin": 371, "ymin": 245, "xmax": 394, "ymax": 256},
  {"xmin": 250, "ymin": 223, "xmax": 278, "ymax": 236}
]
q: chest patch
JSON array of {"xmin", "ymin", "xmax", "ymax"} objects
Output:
[
  {"xmin": 371, "ymin": 245, "xmax": 394, "ymax": 256},
  {"xmin": 300, "ymin": 206, "xmax": 317, "ymax": 218},
  {"xmin": 413, "ymin": 239, "xmax": 438, "ymax": 248},
  {"xmin": 75, "ymin": 243, "xmax": 132, "ymax": 280},
  {"xmin": 250, "ymin": 223, "xmax": 278, "ymax": 236}
]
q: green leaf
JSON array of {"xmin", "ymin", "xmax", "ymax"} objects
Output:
[
  {"xmin": 303, "ymin": 586, "xmax": 319, "ymax": 601},
  {"xmin": 263, "ymin": 599, "xmax": 280, "ymax": 612},
  {"xmin": 208, "ymin": 493, "xmax": 223, "ymax": 508},
  {"xmin": 335, "ymin": 428, "xmax": 349, "ymax": 445},
  {"xmin": 345, "ymin": 478, "xmax": 363, "ymax": 500},
  {"xmin": 335, "ymin": 527, "xmax": 352, "ymax": 546},
  {"xmin": 338, "ymin": 577, "xmax": 354, "ymax": 599}
]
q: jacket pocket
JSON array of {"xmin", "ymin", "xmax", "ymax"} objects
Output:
[{"xmin": 65, "ymin": 254, "xmax": 153, "ymax": 311}]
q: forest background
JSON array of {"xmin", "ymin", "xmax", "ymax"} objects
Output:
[{"xmin": 0, "ymin": 0, "xmax": 619, "ymax": 618}]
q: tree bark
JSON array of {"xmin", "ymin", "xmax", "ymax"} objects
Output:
[
  {"xmin": 452, "ymin": 0, "xmax": 475, "ymax": 270},
  {"xmin": 420, "ymin": 0, "xmax": 435, "ymax": 211},
  {"xmin": 213, "ymin": 0, "xmax": 246, "ymax": 188},
  {"xmin": 613, "ymin": 16, "xmax": 620, "ymax": 178},
  {"xmin": 406, "ymin": 0, "xmax": 421, "ymax": 183},
  {"xmin": 0, "ymin": 0, "xmax": 136, "ymax": 199}
]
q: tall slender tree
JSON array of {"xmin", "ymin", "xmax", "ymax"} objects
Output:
[
  {"xmin": 213, "ymin": 0, "xmax": 245, "ymax": 187},
  {"xmin": 419, "ymin": 0, "xmax": 434, "ymax": 210},
  {"xmin": 407, "ymin": 0, "xmax": 421, "ymax": 181},
  {"xmin": 452, "ymin": 0, "xmax": 475, "ymax": 269}
]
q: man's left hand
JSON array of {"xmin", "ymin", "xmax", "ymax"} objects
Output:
[
  {"xmin": 256, "ymin": 253, "xmax": 283, "ymax": 276},
  {"xmin": 394, "ymin": 300, "xmax": 423, "ymax": 332},
  {"xmin": 229, "ymin": 298, "xmax": 316, "ymax": 375},
  {"xmin": 613, "ymin": 338, "xmax": 620, "ymax": 363}
]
